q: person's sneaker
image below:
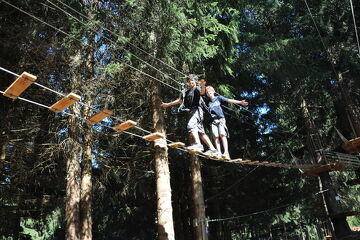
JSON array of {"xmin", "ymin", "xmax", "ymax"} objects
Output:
[
  {"xmin": 203, "ymin": 149, "xmax": 217, "ymax": 158},
  {"xmin": 222, "ymin": 153, "xmax": 231, "ymax": 160},
  {"xmin": 186, "ymin": 143, "xmax": 204, "ymax": 152},
  {"xmin": 216, "ymin": 153, "xmax": 223, "ymax": 160}
]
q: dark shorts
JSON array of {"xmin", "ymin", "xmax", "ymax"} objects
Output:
[{"xmin": 187, "ymin": 107, "xmax": 205, "ymax": 134}]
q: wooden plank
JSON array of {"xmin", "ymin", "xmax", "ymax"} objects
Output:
[
  {"xmin": 246, "ymin": 161, "xmax": 259, "ymax": 165},
  {"xmin": 113, "ymin": 120, "xmax": 137, "ymax": 131},
  {"xmin": 3, "ymin": 72, "xmax": 37, "ymax": 99},
  {"xmin": 186, "ymin": 148, "xmax": 202, "ymax": 154},
  {"xmin": 237, "ymin": 159, "xmax": 252, "ymax": 163},
  {"xmin": 303, "ymin": 162, "xmax": 344, "ymax": 177},
  {"xmin": 88, "ymin": 109, "xmax": 113, "ymax": 124},
  {"xmin": 204, "ymin": 152, "xmax": 218, "ymax": 158},
  {"xmin": 266, "ymin": 162, "xmax": 281, "ymax": 166},
  {"xmin": 49, "ymin": 93, "xmax": 81, "ymax": 112},
  {"xmin": 142, "ymin": 132, "xmax": 165, "ymax": 141},
  {"xmin": 256, "ymin": 161, "xmax": 269, "ymax": 165},
  {"xmin": 228, "ymin": 158, "xmax": 244, "ymax": 162},
  {"xmin": 168, "ymin": 142, "xmax": 185, "ymax": 148}
]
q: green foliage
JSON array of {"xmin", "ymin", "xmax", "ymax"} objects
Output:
[
  {"xmin": 347, "ymin": 216, "xmax": 360, "ymax": 228},
  {"xmin": 20, "ymin": 209, "xmax": 62, "ymax": 240}
]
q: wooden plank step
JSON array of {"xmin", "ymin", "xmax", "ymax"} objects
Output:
[
  {"xmin": 3, "ymin": 72, "xmax": 37, "ymax": 99},
  {"xmin": 246, "ymin": 161, "xmax": 259, "ymax": 165},
  {"xmin": 303, "ymin": 162, "xmax": 344, "ymax": 177},
  {"xmin": 88, "ymin": 109, "xmax": 113, "ymax": 124},
  {"xmin": 49, "ymin": 93, "xmax": 81, "ymax": 112},
  {"xmin": 168, "ymin": 142, "xmax": 185, "ymax": 148},
  {"xmin": 237, "ymin": 160, "xmax": 252, "ymax": 163},
  {"xmin": 186, "ymin": 148, "xmax": 203, "ymax": 154},
  {"xmin": 113, "ymin": 120, "xmax": 137, "ymax": 131},
  {"xmin": 143, "ymin": 132, "xmax": 165, "ymax": 141},
  {"xmin": 266, "ymin": 162, "xmax": 281, "ymax": 166},
  {"xmin": 342, "ymin": 137, "xmax": 360, "ymax": 154},
  {"xmin": 228, "ymin": 158, "xmax": 244, "ymax": 162}
]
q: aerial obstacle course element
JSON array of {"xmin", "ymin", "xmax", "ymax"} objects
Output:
[{"xmin": 3, "ymin": 72, "xmax": 37, "ymax": 99}]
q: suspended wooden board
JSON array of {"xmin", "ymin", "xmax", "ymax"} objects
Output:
[
  {"xmin": 168, "ymin": 142, "xmax": 185, "ymax": 148},
  {"xmin": 246, "ymin": 161, "xmax": 259, "ymax": 165},
  {"xmin": 3, "ymin": 72, "xmax": 37, "ymax": 99},
  {"xmin": 303, "ymin": 162, "xmax": 344, "ymax": 177},
  {"xmin": 49, "ymin": 93, "xmax": 81, "ymax": 112},
  {"xmin": 88, "ymin": 109, "xmax": 113, "ymax": 124},
  {"xmin": 143, "ymin": 132, "xmax": 165, "ymax": 141},
  {"xmin": 205, "ymin": 152, "xmax": 218, "ymax": 158},
  {"xmin": 113, "ymin": 120, "xmax": 137, "ymax": 131},
  {"xmin": 266, "ymin": 162, "xmax": 281, "ymax": 167},
  {"xmin": 186, "ymin": 148, "xmax": 203, "ymax": 154},
  {"xmin": 342, "ymin": 137, "xmax": 360, "ymax": 154},
  {"xmin": 229, "ymin": 159, "xmax": 250, "ymax": 163}
]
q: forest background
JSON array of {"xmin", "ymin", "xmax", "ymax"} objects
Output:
[{"xmin": 1, "ymin": 0, "xmax": 360, "ymax": 239}]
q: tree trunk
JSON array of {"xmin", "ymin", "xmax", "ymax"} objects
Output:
[
  {"xmin": 0, "ymin": 130, "xmax": 8, "ymax": 179},
  {"xmin": 66, "ymin": 106, "xmax": 81, "ymax": 240},
  {"xmin": 151, "ymin": 80, "xmax": 175, "ymax": 240},
  {"xmin": 79, "ymin": 10, "xmax": 96, "ymax": 237},
  {"xmin": 300, "ymin": 97, "xmax": 351, "ymax": 238},
  {"xmin": 0, "ymin": 110, "xmax": 10, "ymax": 181},
  {"xmin": 80, "ymin": 102, "xmax": 93, "ymax": 240},
  {"xmin": 173, "ymin": 190, "xmax": 184, "ymax": 240},
  {"xmin": 189, "ymin": 153, "xmax": 208, "ymax": 240},
  {"xmin": 207, "ymin": 168, "xmax": 225, "ymax": 240}
]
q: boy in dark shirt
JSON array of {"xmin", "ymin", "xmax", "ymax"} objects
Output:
[
  {"xmin": 205, "ymin": 86, "xmax": 248, "ymax": 160},
  {"xmin": 160, "ymin": 74, "xmax": 217, "ymax": 156}
]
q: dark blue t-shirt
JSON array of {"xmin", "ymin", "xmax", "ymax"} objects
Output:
[{"xmin": 208, "ymin": 95, "xmax": 229, "ymax": 119}]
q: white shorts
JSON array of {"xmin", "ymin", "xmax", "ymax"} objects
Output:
[
  {"xmin": 211, "ymin": 118, "xmax": 229, "ymax": 138},
  {"xmin": 187, "ymin": 107, "xmax": 205, "ymax": 134}
]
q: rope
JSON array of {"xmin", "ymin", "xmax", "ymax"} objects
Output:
[
  {"xmin": 349, "ymin": 0, "xmax": 360, "ymax": 56},
  {"xmin": 0, "ymin": 74, "xmax": 325, "ymax": 169},
  {"xmin": 0, "ymin": 74, "xmax": 235, "ymax": 164},
  {"xmin": 205, "ymin": 166, "xmax": 259, "ymax": 202},
  {"xmin": 0, "ymin": 65, "xmax": 153, "ymax": 134},
  {"xmin": 206, "ymin": 189, "xmax": 329, "ymax": 223}
]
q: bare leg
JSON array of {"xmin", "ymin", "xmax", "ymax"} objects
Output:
[
  {"xmin": 190, "ymin": 131, "xmax": 201, "ymax": 145},
  {"xmin": 220, "ymin": 135, "xmax": 229, "ymax": 154},
  {"xmin": 214, "ymin": 137, "xmax": 221, "ymax": 154},
  {"xmin": 199, "ymin": 133, "xmax": 216, "ymax": 150}
]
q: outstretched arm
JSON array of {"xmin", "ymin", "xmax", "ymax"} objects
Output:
[
  {"xmin": 160, "ymin": 98, "xmax": 182, "ymax": 108},
  {"xmin": 228, "ymin": 99, "xmax": 249, "ymax": 106},
  {"xmin": 199, "ymin": 79, "xmax": 206, "ymax": 95}
]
